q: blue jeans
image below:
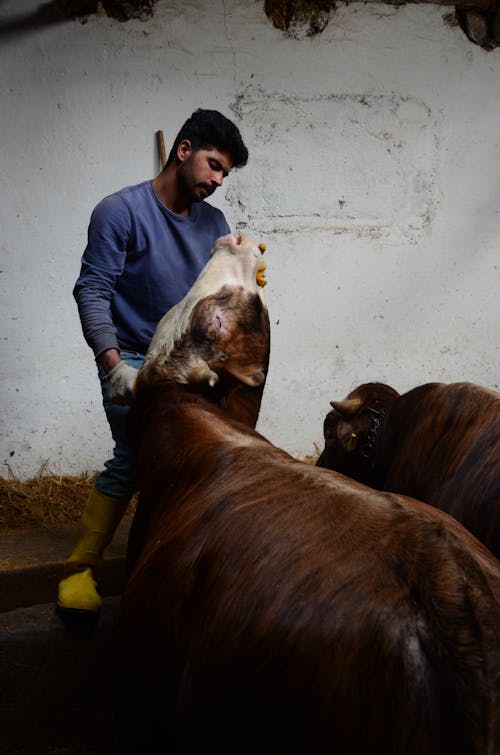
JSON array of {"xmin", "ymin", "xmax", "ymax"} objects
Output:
[{"xmin": 94, "ymin": 351, "xmax": 144, "ymax": 500}]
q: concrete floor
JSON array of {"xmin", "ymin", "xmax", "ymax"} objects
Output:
[{"xmin": 0, "ymin": 522, "xmax": 131, "ymax": 754}]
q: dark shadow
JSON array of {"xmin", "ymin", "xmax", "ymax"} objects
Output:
[
  {"xmin": 0, "ymin": 0, "xmax": 158, "ymax": 39},
  {"xmin": 0, "ymin": 1, "xmax": 97, "ymax": 40},
  {"xmin": 55, "ymin": 602, "xmax": 101, "ymax": 636}
]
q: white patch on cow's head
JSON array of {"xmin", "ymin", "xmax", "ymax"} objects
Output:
[{"xmin": 141, "ymin": 233, "xmax": 268, "ymax": 386}]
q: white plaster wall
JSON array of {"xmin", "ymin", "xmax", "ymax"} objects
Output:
[{"xmin": 0, "ymin": 0, "xmax": 499, "ymax": 480}]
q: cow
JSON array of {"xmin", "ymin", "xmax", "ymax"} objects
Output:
[
  {"xmin": 110, "ymin": 240, "xmax": 500, "ymax": 755},
  {"xmin": 136, "ymin": 231, "xmax": 269, "ymax": 430},
  {"xmin": 316, "ymin": 381, "xmax": 500, "ymax": 558}
]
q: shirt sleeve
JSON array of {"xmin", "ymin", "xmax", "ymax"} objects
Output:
[{"xmin": 73, "ymin": 194, "xmax": 132, "ymax": 359}]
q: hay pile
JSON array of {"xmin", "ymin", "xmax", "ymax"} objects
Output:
[{"xmin": 0, "ymin": 474, "xmax": 96, "ymax": 532}]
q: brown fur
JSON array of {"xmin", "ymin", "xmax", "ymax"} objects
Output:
[
  {"xmin": 112, "ymin": 391, "xmax": 500, "ymax": 755},
  {"xmin": 137, "ymin": 287, "xmax": 270, "ymax": 428},
  {"xmin": 317, "ymin": 381, "xmax": 500, "ymax": 558}
]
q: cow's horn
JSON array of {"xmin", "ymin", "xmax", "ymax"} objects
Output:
[
  {"xmin": 190, "ymin": 364, "xmax": 219, "ymax": 388},
  {"xmin": 329, "ymin": 398, "xmax": 363, "ymax": 416}
]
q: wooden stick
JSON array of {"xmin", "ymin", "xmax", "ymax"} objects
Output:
[{"xmin": 156, "ymin": 130, "xmax": 167, "ymax": 170}]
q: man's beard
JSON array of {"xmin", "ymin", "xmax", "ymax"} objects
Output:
[{"xmin": 178, "ymin": 158, "xmax": 213, "ymax": 203}]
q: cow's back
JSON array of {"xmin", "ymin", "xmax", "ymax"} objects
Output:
[
  {"xmin": 112, "ymin": 394, "xmax": 500, "ymax": 755},
  {"xmin": 377, "ymin": 382, "xmax": 500, "ymax": 555}
]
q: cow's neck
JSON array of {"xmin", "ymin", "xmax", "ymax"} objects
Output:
[{"xmin": 359, "ymin": 407, "xmax": 387, "ymax": 468}]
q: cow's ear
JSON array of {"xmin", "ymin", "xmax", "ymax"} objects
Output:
[{"xmin": 224, "ymin": 361, "xmax": 266, "ymax": 387}]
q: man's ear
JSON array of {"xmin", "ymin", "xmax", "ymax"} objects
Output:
[{"xmin": 177, "ymin": 139, "xmax": 193, "ymax": 163}]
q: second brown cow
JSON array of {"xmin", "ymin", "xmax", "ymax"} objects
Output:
[{"xmin": 317, "ymin": 381, "xmax": 500, "ymax": 558}]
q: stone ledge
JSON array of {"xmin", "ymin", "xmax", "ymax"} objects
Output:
[
  {"xmin": 0, "ymin": 524, "xmax": 132, "ymax": 751},
  {"xmin": 0, "ymin": 598, "xmax": 122, "ymax": 754},
  {"xmin": 0, "ymin": 519, "xmax": 132, "ymax": 613}
]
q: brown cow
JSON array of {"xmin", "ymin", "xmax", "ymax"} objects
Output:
[
  {"xmin": 316, "ymin": 381, "xmax": 500, "ymax": 558},
  {"xmin": 111, "ymin": 247, "xmax": 500, "ymax": 754}
]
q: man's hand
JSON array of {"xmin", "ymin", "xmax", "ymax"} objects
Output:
[{"xmin": 107, "ymin": 361, "xmax": 139, "ymax": 405}]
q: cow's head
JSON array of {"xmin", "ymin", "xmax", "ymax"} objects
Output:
[
  {"xmin": 316, "ymin": 382, "xmax": 399, "ymax": 482},
  {"xmin": 136, "ymin": 233, "xmax": 270, "ymax": 427}
]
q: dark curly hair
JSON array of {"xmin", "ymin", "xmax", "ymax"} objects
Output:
[{"xmin": 166, "ymin": 109, "xmax": 248, "ymax": 169}]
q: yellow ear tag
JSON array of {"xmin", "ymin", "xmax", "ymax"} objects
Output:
[
  {"xmin": 256, "ymin": 243, "xmax": 267, "ymax": 286},
  {"xmin": 347, "ymin": 432, "xmax": 357, "ymax": 452},
  {"xmin": 256, "ymin": 259, "xmax": 267, "ymax": 287}
]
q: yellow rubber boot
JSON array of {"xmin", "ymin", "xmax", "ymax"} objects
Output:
[{"xmin": 57, "ymin": 486, "xmax": 129, "ymax": 616}]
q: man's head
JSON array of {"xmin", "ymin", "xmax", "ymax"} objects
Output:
[
  {"xmin": 167, "ymin": 109, "xmax": 248, "ymax": 170},
  {"xmin": 176, "ymin": 142, "xmax": 233, "ymax": 203}
]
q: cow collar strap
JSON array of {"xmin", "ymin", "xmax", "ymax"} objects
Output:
[{"xmin": 360, "ymin": 407, "xmax": 386, "ymax": 465}]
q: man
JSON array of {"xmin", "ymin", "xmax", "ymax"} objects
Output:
[{"xmin": 57, "ymin": 109, "xmax": 249, "ymax": 618}]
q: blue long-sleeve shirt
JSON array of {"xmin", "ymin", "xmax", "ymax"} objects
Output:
[{"xmin": 73, "ymin": 180, "xmax": 230, "ymax": 358}]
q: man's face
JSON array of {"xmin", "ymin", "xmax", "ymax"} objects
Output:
[{"xmin": 177, "ymin": 142, "xmax": 233, "ymax": 203}]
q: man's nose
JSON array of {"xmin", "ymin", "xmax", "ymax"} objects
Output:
[{"xmin": 211, "ymin": 171, "xmax": 224, "ymax": 187}]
